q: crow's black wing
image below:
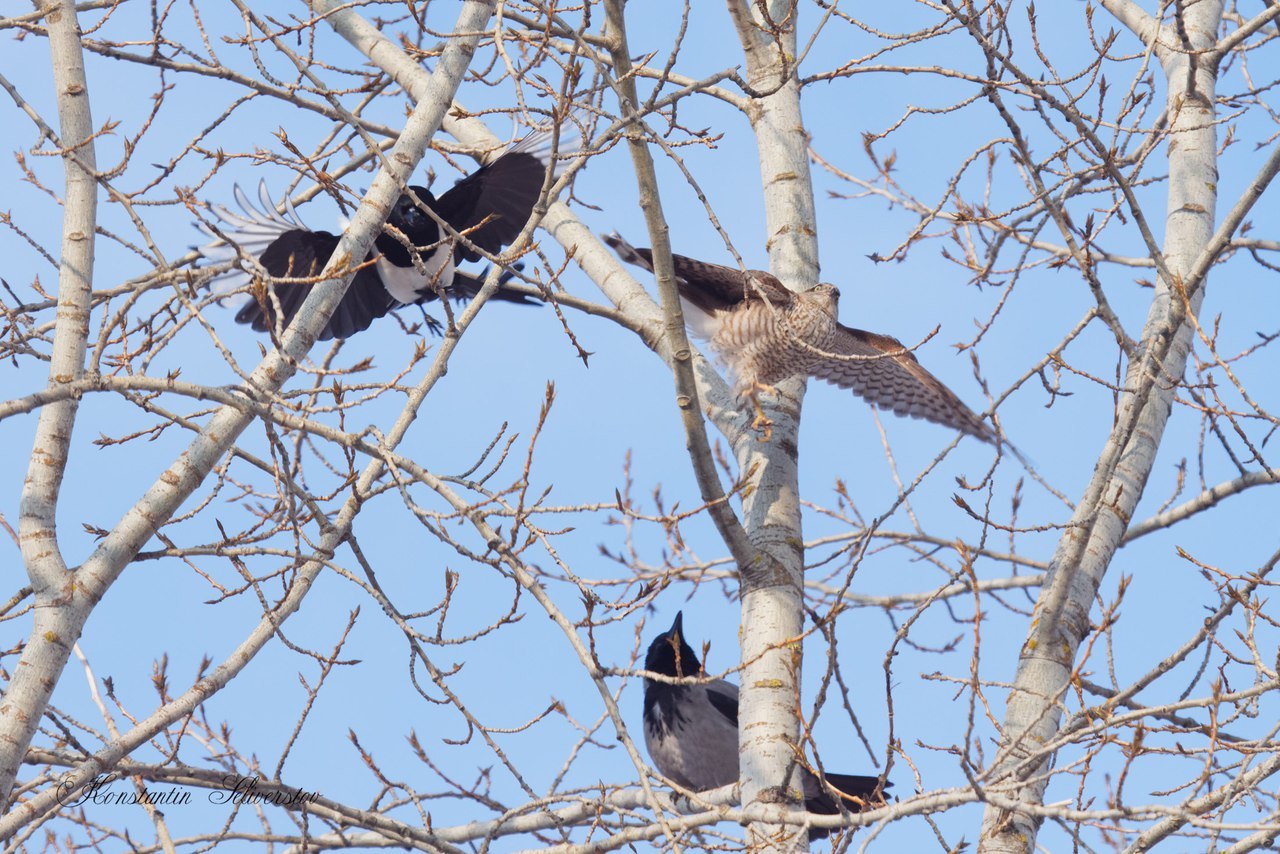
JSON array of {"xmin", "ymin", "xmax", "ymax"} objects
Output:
[
  {"xmin": 803, "ymin": 771, "xmax": 888, "ymax": 838},
  {"xmin": 705, "ymin": 680, "xmax": 739, "ymax": 727}
]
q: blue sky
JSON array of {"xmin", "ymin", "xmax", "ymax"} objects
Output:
[{"xmin": 2, "ymin": 1, "xmax": 1278, "ymax": 850}]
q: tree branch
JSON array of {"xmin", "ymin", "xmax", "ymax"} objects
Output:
[
  {"xmin": 7, "ymin": 0, "xmax": 100, "ymax": 813},
  {"xmin": 0, "ymin": 0, "xmax": 495, "ymax": 819}
]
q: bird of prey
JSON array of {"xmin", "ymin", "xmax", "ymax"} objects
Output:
[
  {"xmin": 643, "ymin": 611, "xmax": 885, "ymax": 839},
  {"xmin": 197, "ymin": 128, "xmax": 571, "ymax": 340},
  {"xmin": 605, "ymin": 234, "xmax": 993, "ymax": 442}
]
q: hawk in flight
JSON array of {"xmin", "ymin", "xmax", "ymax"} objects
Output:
[{"xmin": 605, "ymin": 234, "xmax": 992, "ymax": 442}]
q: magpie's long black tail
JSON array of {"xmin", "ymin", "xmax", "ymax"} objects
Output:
[{"xmin": 445, "ymin": 266, "xmax": 540, "ymax": 305}]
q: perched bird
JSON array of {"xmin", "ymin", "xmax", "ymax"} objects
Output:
[
  {"xmin": 605, "ymin": 234, "xmax": 993, "ymax": 441},
  {"xmin": 197, "ymin": 128, "xmax": 571, "ymax": 340},
  {"xmin": 642, "ymin": 612, "xmax": 884, "ymax": 839}
]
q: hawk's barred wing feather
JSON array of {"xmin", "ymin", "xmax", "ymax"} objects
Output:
[{"xmin": 813, "ymin": 325, "xmax": 993, "ymax": 441}]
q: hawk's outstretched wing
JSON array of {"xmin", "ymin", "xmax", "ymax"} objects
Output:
[
  {"xmin": 605, "ymin": 232, "xmax": 992, "ymax": 442},
  {"xmin": 812, "ymin": 325, "xmax": 993, "ymax": 441}
]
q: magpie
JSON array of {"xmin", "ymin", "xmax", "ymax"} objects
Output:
[
  {"xmin": 642, "ymin": 611, "xmax": 885, "ymax": 839},
  {"xmin": 197, "ymin": 128, "xmax": 569, "ymax": 340}
]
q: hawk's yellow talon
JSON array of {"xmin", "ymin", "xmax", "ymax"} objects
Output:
[{"xmin": 747, "ymin": 382, "xmax": 777, "ymax": 441}]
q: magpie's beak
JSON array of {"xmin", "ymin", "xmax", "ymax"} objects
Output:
[
  {"xmin": 668, "ymin": 611, "xmax": 684, "ymax": 642},
  {"xmin": 399, "ymin": 202, "xmax": 423, "ymax": 227}
]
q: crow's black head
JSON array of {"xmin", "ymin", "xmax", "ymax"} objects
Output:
[{"xmin": 644, "ymin": 611, "xmax": 703, "ymax": 679}]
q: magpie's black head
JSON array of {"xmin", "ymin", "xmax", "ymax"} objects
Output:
[
  {"xmin": 388, "ymin": 186, "xmax": 439, "ymax": 239},
  {"xmin": 644, "ymin": 611, "xmax": 703, "ymax": 680}
]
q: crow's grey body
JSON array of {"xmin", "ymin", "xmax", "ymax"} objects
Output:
[
  {"xmin": 644, "ymin": 663, "xmax": 741, "ymax": 791},
  {"xmin": 641, "ymin": 613, "xmax": 885, "ymax": 839}
]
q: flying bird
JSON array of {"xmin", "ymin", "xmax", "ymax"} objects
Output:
[
  {"xmin": 642, "ymin": 611, "xmax": 885, "ymax": 839},
  {"xmin": 605, "ymin": 234, "xmax": 993, "ymax": 441},
  {"xmin": 197, "ymin": 128, "xmax": 571, "ymax": 340}
]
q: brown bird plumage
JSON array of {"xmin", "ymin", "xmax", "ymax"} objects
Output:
[{"xmin": 605, "ymin": 234, "xmax": 993, "ymax": 442}]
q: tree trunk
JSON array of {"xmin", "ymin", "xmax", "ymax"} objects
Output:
[
  {"xmin": 0, "ymin": 0, "xmax": 497, "ymax": 814},
  {"xmin": 978, "ymin": 4, "xmax": 1223, "ymax": 851},
  {"xmin": 729, "ymin": 0, "xmax": 820, "ymax": 849}
]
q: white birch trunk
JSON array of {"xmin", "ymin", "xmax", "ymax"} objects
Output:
[
  {"xmin": 977, "ymin": 4, "xmax": 1224, "ymax": 851},
  {"xmin": 728, "ymin": 1, "xmax": 819, "ymax": 849},
  {"xmin": 8, "ymin": 0, "xmax": 100, "ymax": 814},
  {"xmin": 0, "ymin": 0, "xmax": 496, "ymax": 812}
]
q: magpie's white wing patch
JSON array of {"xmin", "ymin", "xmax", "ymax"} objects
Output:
[
  {"xmin": 513, "ymin": 121, "xmax": 581, "ymax": 172},
  {"xmin": 196, "ymin": 181, "xmax": 309, "ymax": 297}
]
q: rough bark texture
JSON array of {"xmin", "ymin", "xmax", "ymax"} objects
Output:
[
  {"xmin": 977, "ymin": 4, "xmax": 1223, "ymax": 851},
  {"xmin": 728, "ymin": 1, "xmax": 818, "ymax": 849},
  {"xmin": 8, "ymin": 0, "xmax": 100, "ymax": 814}
]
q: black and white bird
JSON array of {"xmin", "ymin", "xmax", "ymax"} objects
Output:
[
  {"xmin": 197, "ymin": 128, "xmax": 570, "ymax": 340},
  {"xmin": 642, "ymin": 612, "xmax": 885, "ymax": 839}
]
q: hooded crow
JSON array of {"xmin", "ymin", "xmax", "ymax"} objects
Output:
[
  {"xmin": 642, "ymin": 611, "xmax": 884, "ymax": 839},
  {"xmin": 605, "ymin": 233, "xmax": 993, "ymax": 442},
  {"xmin": 197, "ymin": 128, "xmax": 570, "ymax": 340}
]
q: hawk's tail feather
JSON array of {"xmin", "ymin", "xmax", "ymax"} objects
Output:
[{"xmin": 603, "ymin": 232, "xmax": 653, "ymax": 273}]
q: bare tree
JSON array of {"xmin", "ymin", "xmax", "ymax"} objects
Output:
[{"xmin": 2, "ymin": 0, "xmax": 1279, "ymax": 851}]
